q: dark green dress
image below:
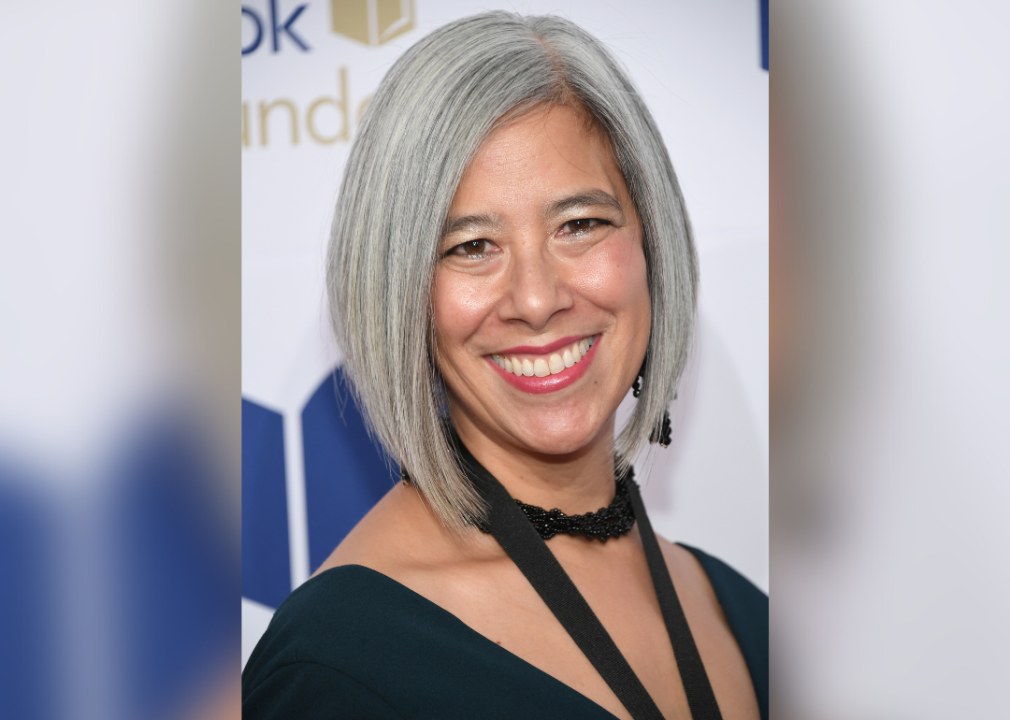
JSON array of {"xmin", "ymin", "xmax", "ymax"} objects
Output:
[{"xmin": 242, "ymin": 544, "xmax": 768, "ymax": 720}]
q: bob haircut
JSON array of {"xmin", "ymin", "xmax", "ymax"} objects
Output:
[{"xmin": 327, "ymin": 11, "xmax": 698, "ymax": 530}]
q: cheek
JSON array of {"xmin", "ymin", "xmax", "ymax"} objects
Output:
[
  {"xmin": 571, "ymin": 231, "xmax": 650, "ymax": 320},
  {"xmin": 432, "ymin": 268, "xmax": 500, "ymax": 356}
]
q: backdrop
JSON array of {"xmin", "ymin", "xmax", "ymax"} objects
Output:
[{"xmin": 241, "ymin": 0, "xmax": 769, "ymax": 665}]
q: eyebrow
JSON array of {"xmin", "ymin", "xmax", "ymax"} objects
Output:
[
  {"xmin": 545, "ymin": 190, "xmax": 625, "ymax": 221},
  {"xmin": 442, "ymin": 213, "xmax": 503, "ymax": 237}
]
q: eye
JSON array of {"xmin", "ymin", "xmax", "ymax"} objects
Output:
[
  {"xmin": 561, "ymin": 218, "xmax": 605, "ymax": 235},
  {"xmin": 446, "ymin": 238, "xmax": 497, "ymax": 258}
]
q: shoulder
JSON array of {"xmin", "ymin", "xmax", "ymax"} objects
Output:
[
  {"xmin": 244, "ymin": 564, "xmax": 470, "ymax": 719},
  {"xmin": 667, "ymin": 541, "xmax": 769, "ymax": 720},
  {"xmin": 242, "ymin": 565, "xmax": 410, "ymax": 718},
  {"xmin": 655, "ymin": 537, "xmax": 767, "ymax": 622},
  {"xmin": 316, "ymin": 481, "xmax": 484, "ymax": 576},
  {"xmin": 675, "ymin": 543, "xmax": 768, "ymax": 617},
  {"xmin": 315, "ymin": 481, "xmax": 505, "ymax": 611},
  {"xmin": 242, "ymin": 565, "xmax": 409, "ymax": 680},
  {"xmin": 243, "ymin": 493, "xmax": 510, "ymax": 720}
]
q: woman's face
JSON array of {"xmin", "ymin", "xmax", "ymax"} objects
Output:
[{"xmin": 433, "ymin": 104, "xmax": 651, "ymax": 457}]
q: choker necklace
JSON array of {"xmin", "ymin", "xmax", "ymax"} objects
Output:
[{"xmin": 480, "ymin": 472, "xmax": 636, "ymax": 542}]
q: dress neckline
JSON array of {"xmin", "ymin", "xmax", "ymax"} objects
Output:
[
  {"xmin": 306, "ymin": 547, "xmax": 734, "ymax": 720},
  {"xmin": 311, "ymin": 562, "xmax": 626, "ymax": 719}
]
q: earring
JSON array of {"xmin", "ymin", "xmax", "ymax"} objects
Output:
[
  {"xmin": 632, "ymin": 359, "xmax": 646, "ymax": 398},
  {"xmin": 636, "ymin": 365, "xmax": 673, "ymax": 448},
  {"xmin": 400, "ymin": 468, "xmax": 412, "ymax": 486},
  {"xmin": 649, "ymin": 410, "xmax": 673, "ymax": 448}
]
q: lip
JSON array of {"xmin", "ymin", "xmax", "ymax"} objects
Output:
[{"xmin": 487, "ymin": 335, "xmax": 599, "ymax": 394}]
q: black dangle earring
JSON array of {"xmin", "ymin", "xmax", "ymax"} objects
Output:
[
  {"xmin": 632, "ymin": 359, "xmax": 646, "ymax": 398},
  {"xmin": 635, "ymin": 362, "xmax": 673, "ymax": 448},
  {"xmin": 649, "ymin": 405, "xmax": 673, "ymax": 448}
]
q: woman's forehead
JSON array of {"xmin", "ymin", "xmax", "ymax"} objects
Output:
[
  {"xmin": 474, "ymin": 104, "xmax": 612, "ymax": 170},
  {"xmin": 450, "ymin": 104, "xmax": 630, "ymax": 217}
]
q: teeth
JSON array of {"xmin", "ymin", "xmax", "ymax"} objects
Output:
[{"xmin": 493, "ymin": 336, "xmax": 596, "ymax": 378}]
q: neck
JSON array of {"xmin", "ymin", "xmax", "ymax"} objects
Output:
[{"xmin": 448, "ymin": 409, "xmax": 618, "ymax": 515}]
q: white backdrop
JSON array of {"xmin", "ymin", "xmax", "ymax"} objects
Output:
[{"xmin": 242, "ymin": 0, "xmax": 767, "ymax": 665}]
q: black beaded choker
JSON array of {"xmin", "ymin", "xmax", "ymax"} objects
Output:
[
  {"xmin": 481, "ymin": 472, "xmax": 636, "ymax": 542},
  {"xmin": 402, "ymin": 425, "xmax": 638, "ymax": 542}
]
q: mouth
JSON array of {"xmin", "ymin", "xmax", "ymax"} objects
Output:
[{"xmin": 485, "ymin": 334, "xmax": 599, "ymax": 394}]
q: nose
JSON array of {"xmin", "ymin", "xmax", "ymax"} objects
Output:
[{"xmin": 499, "ymin": 240, "xmax": 574, "ymax": 330}]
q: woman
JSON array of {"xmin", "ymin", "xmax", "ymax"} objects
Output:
[{"xmin": 243, "ymin": 12, "xmax": 767, "ymax": 720}]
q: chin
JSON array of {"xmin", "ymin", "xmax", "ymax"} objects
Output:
[{"xmin": 509, "ymin": 416, "xmax": 604, "ymax": 458}]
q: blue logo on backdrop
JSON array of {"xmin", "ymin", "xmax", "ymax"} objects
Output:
[
  {"xmin": 241, "ymin": 400, "xmax": 290, "ymax": 608},
  {"xmin": 241, "ymin": 366, "xmax": 398, "ymax": 609},
  {"xmin": 302, "ymin": 368, "xmax": 399, "ymax": 575},
  {"xmin": 242, "ymin": 0, "xmax": 311, "ymax": 55}
]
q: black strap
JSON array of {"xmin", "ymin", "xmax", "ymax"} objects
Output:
[
  {"xmin": 626, "ymin": 479, "xmax": 723, "ymax": 720},
  {"xmin": 458, "ymin": 444, "xmax": 723, "ymax": 720}
]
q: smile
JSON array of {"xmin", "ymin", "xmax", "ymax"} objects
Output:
[
  {"xmin": 485, "ymin": 335, "xmax": 599, "ymax": 394},
  {"xmin": 490, "ymin": 335, "xmax": 596, "ymax": 377}
]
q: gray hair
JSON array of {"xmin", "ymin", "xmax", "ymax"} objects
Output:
[{"xmin": 327, "ymin": 11, "xmax": 697, "ymax": 530}]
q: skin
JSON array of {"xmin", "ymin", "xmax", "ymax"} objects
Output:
[{"xmin": 320, "ymin": 105, "xmax": 759, "ymax": 720}]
